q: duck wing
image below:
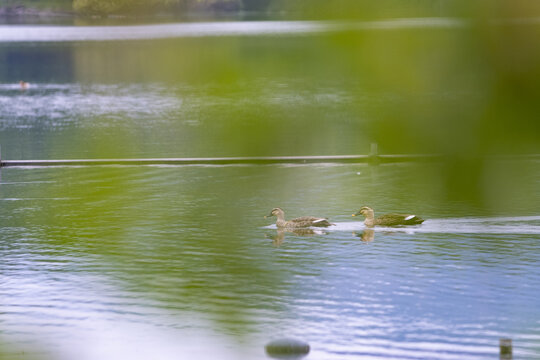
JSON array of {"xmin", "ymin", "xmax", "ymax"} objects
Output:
[
  {"xmin": 403, "ymin": 214, "xmax": 424, "ymax": 225},
  {"xmin": 375, "ymin": 214, "xmax": 424, "ymax": 226},
  {"xmin": 288, "ymin": 216, "xmax": 334, "ymax": 228},
  {"xmin": 311, "ymin": 218, "xmax": 335, "ymax": 227}
]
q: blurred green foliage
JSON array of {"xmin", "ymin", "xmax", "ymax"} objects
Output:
[
  {"xmin": 307, "ymin": 0, "xmax": 540, "ymax": 203},
  {"xmin": 272, "ymin": 0, "xmax": 540, "ymax": 19},
  {"xmin": 1, "ymin": 5, "xmax": 539, "ymax": 210},
  {"xmin": 5, "ymin": 0, "xmax": 540, "ymax": 205},
  {"xmin": 62, "ymin": 2, "xmax": 540, "ymax": 159}
]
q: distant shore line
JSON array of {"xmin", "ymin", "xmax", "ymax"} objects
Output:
[
  {"xmin": 0, "ymin": 3, "xmax": 249, "ymax": 20},
  {"xmin": 0, "ymin": 5, "xmax": 73, "ymax": 19}
]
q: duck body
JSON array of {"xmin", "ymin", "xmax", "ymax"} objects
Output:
[
  {"xmin": 353, "ymin": 206, "xmax": 424, "ymax": 227},
  {"xmin": 266, "ymin": 208, "xmax": 334, "ymax": 229}
]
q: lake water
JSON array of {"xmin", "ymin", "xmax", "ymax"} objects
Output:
[{"xmin": 1, "ymin": 19, "xmax": 540, "ymax": 360}]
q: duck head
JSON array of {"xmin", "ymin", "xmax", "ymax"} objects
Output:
[
  {"xmin": 265, "ymin": 207, "xmax": 284, "ymax": 219},
  {"xmin": 352, "ymin": 206, "xmax": 373, "ymax": 217}
]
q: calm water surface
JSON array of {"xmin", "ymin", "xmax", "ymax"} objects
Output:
[{"xmin": 1, "ymin": 19, "xmax": 540, "ymax": 360}]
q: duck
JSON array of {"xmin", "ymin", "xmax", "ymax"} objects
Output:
[
  {"xmin": 352, "ymin": 206, "xmax": 424, "ymax": 227},
  {"xmin": 265, "ymin": 207, "xmax": 335, "ymax": 228}
]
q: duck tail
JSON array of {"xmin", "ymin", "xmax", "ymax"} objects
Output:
[{"xmin": 312, "ymin": 219, "xmax": 335, "ymax": 227}]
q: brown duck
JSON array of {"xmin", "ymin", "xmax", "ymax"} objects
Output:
[
  {"xmin": 352, "ymin": 206, "xmax": 424, "ymax": 227},
  {"xmin": 266, "ymin": 207, "xmax": 335, "ymax": 228}
]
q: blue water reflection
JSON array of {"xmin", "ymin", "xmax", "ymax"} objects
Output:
[{"xmin": 1, "ymin": 164, "xmax": 540, "ymax": 359}]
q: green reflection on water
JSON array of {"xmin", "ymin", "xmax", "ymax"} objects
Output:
[{"xmin": 2, "ymin": 12, "xmax": 538, "ymax": 208}]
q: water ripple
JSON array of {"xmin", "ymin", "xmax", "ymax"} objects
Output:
[{"xmin": 2, "ymin": 165, "xmax": 540, "ymax": 359}]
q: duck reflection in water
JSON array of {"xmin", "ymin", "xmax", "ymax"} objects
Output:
[
  {"xmin": 353, "ymin": 229, "xmax": 375, "ymax": 242},
  {"xmin": 266, "ymin": 228, "xmax": 329, "ymax": 246}
]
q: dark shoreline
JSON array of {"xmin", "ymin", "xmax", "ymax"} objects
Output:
[
  {"xmin": 0, "ymin": 5, "xmax": 74, "ymax": 20},
  {"xmin": 0, "ymin": 4, "xmax": 248, "ymax": 22}
]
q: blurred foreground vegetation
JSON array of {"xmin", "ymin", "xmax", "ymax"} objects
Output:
[
  {"xmin": 1, "ymin": 0, "xmax": 539, "ymax": 198},
  {"xmin": 2, "ymin": 1, "xmax": 540, "ymax": 208}
]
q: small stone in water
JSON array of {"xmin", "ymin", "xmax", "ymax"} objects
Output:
[{"xmin": 265, "ymin": 338, "xmax": 310, "ymax": 359}]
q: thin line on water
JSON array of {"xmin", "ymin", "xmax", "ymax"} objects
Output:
[{"xmin": 0, "ymin": 18, "xmax": 468, "ymax": 42}]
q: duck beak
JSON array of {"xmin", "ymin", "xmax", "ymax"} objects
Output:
[{"xmin": 351, "ymin": 214, "xmax": 356, "ymax": 217}]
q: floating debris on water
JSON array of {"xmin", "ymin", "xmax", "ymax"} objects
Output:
[{"xmin": 265, "ymin": 338, "xmax": 310, "ymax": 359}]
